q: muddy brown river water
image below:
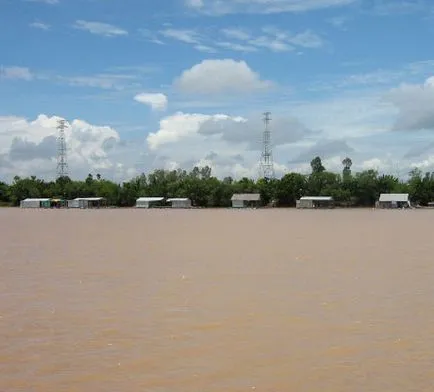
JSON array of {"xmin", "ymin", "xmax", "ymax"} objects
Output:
[{"xmin": 1, "ymin": 208, "xmax": 434, "ymax": 391}]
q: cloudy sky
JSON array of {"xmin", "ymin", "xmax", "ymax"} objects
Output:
[{"xmin": 1, "ymin": 0, "xmax": 434, "ymax": 182}]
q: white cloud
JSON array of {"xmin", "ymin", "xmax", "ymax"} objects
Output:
[
  {"xmin": 185, "ymin": 0, "xmax": 204, "ymax": 8},
  {"xmin": 371, "ymin": 0, "xmax": 426, "ymax": 15},
  {"xmin": 146, "ymin": 111, "xmax": 279, "ymax": 179},
  {"xmin": 1, "ymin": 66, "xmax": 33, "ymax": 81},
  {"xmin": 287, "ymin": 30, "xmax": 324, "ymax": 48},
  {"xmin": 134, "ymin": 93, "xmax": 168, "ymax": 111},
  {"xmin": 30, "ymin": 22, "xmax": 50, "ymax": 30},
  {"xmin": 385, "ymin": 76, "xmax": 434, "ymax": 131},
  {"xmin": 186, "ymin": 0, "xmax": 356, "ymax": 15},
  {"xmin": 148, "ymin": 25, "xmax": 323, "ymax": 54},
  {"xmin": 0, "ymin": 114, "xmax": 147, "ymax": 182},
  {"xmin": 138, "ymin": 29, "xmax": 165, "ymax": 45},
  {"xmin": 174, "ymin": 59, "xmax": 273, "ymax": 94},
  {"xmin": 147, "ymin": 112, "xmax": 217, "ymax": 150},
  {"xmin": 221, "ymin": 28, "xmax": 251, "ymax": 40},
  {"xmin": 218, "ymin": 26, "xmax": 324, "ymax": 52},
  {"xmin": 160, "ymin": 28, "xmax": 201, "ymax": 44},
  {"xmin": 327, "ymin": 16, "xmax": 350, "ymax": 30},
  {"xmin": 24, "ymin": 0, "xmax": 59, "ymax": 4},
  {"xmin": 194, "ymin": 44, "xmax": 218, "ymax": 53},
  {"xmin": 61, "ymin": 73, "xmax": 137, "ymax": 90},
  {"xmin": 73, "ymin": 20, "xmax": 128, "ymax": 37},
  {"xmin": 216, "ymin": 42, "xmax": 258, "ymax": 52}
]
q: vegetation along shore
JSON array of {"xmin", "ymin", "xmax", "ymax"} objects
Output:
[{"xmin": 1, "ymin": 157, "xmax": 434, "ymax": 208}]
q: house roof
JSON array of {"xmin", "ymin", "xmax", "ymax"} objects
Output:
[
  {"xmin": 167, "ymin": 198, "xmax": 190, "ymax": 202},
  {"xmin": 379, "ymin": 193, "xmax": 409, "ymax": 202},
  {"xmin": 74, "ymin": 197, "xmax": 105, "ymax": 201},
  {"xmin": 231, "ymin": 193, "xmax": 261, "ymax": 201},
  {"xmin": 300, "ymin": 196, "xmax": 333, "ymax": 201},
  {"xmin": 136, "ymin": 197, "xmax": 165, "ymax": 202},
  {"xmin": 22, "ymin": 198, "xmax": 51, "ymax": 202}
]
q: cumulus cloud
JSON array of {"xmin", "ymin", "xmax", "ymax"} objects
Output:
[
  {"xmin": 145, "ymin": 111, "xmax": 318, "ymax": 178},
  {"xmin": 9, "ymin": 136, "xmax": 57, "ymax": 161},
  {"xmin": 147, "ymin": 112, "xmax": 223, "ymax": 150},
  {"xmin": 174, "ymin": 59, "xmax": 272, "ymax": 94},
  {"xmin": 0, "ymin": 114, "xmax": 145, "ymax": 181},
  {"xmin": 198, "ymin": 115, "xmax": 313, "ymax": 148},
  {"xmin": 73, "ymin": 20, "xmax": 128, "ymax": 37},
  {"xmin": 145, "ymin": 112, "xmax": 269, "ymax": 178},
  {"xmin": 290, "ymin": 139, "xmax": 355, "ymax": 164},
  {"xmin": 386, "ymin": 76, "xmax": 434, "ymax": 131},
  {"xmin": 134, "ymin": 93, "xmax": 168, "ymax": 111}
]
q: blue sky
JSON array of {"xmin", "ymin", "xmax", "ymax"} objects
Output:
[{"xmin": 1, "ymin": 0, "xmax": 434, "ymax": 181}]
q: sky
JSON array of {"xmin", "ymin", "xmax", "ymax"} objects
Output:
[{"xmin": 1, "ymin": 0, "xmax": 434, "ymax": 182}]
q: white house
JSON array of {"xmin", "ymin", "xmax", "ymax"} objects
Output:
[
  {"xmin": 296, "ymin": 196, "xmax": 334, "ymax": 209},
  {"xmin": 20, "ymin": 198, "xmax": 51, "ymax": 208},
  {"xmin": 68, "ymin": 197, "xmax": 106, "ymax": 209},
  {"xmin": 136, "ymin": 197, "xmax": 165, "ymax": 208},
  {"xmin": 231, "ymin": 193, "xmax": 261, "ymax": 208},
  {"xmin": 377, "ymin": 193, "xmax": 410, "ymax": 209},
  {"xmin": 166, "ymin": 198, "xmax": 191, "ymax": 208}
]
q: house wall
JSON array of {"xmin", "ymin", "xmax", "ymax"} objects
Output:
[
  {"xmin": 171, "ymin": 200, "xmax": 191, "ymax": 208},
  {"xmin": 378, "ymin": 201, "xmax": 408, "ymax": 209},
  {"xmin": 20, "ymin": 200, "xmax": 42, "ymax": 208},
  {"xmin": 232, "ymin": 200, "xmax": 246, "ymax": 208},
  {"xmin": 297, "ymin": 199, "xmax": 314, "ymax": 209},
  {"xmin": 68, "ymin": 200, "xmax": 80, "ymax": 208},
  {"xmin": 78, "ymin": 199, "xmax": 89, "ymax": 209}
]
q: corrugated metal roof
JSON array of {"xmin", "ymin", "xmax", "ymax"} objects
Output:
[
  {"xmin": 22, "ymin": 198, "xmax": 51, "ymax": 201},
  {"xmin": 379, "ymin": 193, "xmax": 409, "ymax": 202},
  {"xmin": 300, "ymin": 196, "xmax": 333, "ymax": 201},
  {"xmin": 74, "ymin": 197, "xmax": 105, "ymax": 201},
  {"xmin": 231, "ymin": 193, "xmax": 261, "ymax": 201},
  {"xmin": 136, "ymin": 197, "xmax": 164, "ymax": 202},
  {"xmin": 167, "ymin": 198, "xmax": 190, "ymax": 202}
]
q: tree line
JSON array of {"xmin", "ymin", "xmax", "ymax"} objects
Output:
[{"xmin": 1, "ymin": 157, "xmax": 434, "ymax": 207}]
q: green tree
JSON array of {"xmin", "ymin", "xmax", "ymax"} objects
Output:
[
  {"xmin": 310, "ymin": 156, "xmax": 325, "ymax": 174},
  {"xmin": 275, "ymin": 173, "xmax": 306, "ymax": 206},
  {"xmin": 342, "ymin": 157, "xmax": 352, "ymax": 179}
]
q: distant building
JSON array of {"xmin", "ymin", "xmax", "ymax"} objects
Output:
[
  {"xmin": 20, "ymin": 198, "xmax": 51, "ymax": 208},
  {"xmin": 377, "ymin": 193, "xmax": 410, "ymax": 209},
  {"xmin": 296, "ymin": 196, "xmax": 334, "ymax": 209},
  {"xmin": 136, "ymin": 197, "xmax": 165, "ymax": 208},
  {"xmin": 231, "ymin": 193, "xmax": 261, "ymax": 208},
  {"xmin": 68, "ymin": 197, "xmax": 106, "ymax": 209},
  {"xmin": 166, "ymin": 198, "xmax": 191, "ymax": 208}
]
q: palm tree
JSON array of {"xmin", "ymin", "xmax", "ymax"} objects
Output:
[{"xmin": 342, "ymin": 157, "xmax": 352, "ymax": 178}]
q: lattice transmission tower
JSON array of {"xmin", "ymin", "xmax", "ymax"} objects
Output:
[
  {"xmin": 260, "ymin": 111, "xmax": 275, "ymax": 180},
  {"xmin": 56, "ymin": 119, "xmax": 69, "ymax": 179}
]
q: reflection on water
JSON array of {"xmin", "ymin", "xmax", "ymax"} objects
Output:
[{"xmin": 1, "ymin": 209, "xmax": 434, "ymax": 391}]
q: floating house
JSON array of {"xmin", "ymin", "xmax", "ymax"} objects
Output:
[
  {"xmin": 20, "ymin": 198, "xmax": 51, "ymax": 208},
  {"xmin": 376, "ymin": 193, "xmax": 410, "ymax": 209},
  {"xmin": 166, "ymin": 198, "xmax": 191, "ymax": 208},
  {"xmin": 231, "ymin": 193, "xmax": 261, "ymax": 208},
  {"xmin": 296, "ymin": 196, "xmax": 334, "ymax": 209},
  {"xmin": 136, "ymin": 197, "xmax": 165, "ymax": 208},
  {"xmin": 68, "ymin": 197, "xmax": 106, "ymax": 209}
]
